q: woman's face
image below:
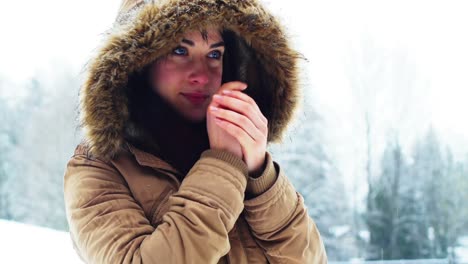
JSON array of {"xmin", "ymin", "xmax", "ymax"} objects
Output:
[{"xmin": 149, "ymin": 28, "xmax": 225, "ymax": 122}]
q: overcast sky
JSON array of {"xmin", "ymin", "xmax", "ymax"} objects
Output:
[{"xmin": 1, "ymin": 0, "xmax": 467, "ymax": 197}]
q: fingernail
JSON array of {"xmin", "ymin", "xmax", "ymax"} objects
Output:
[
  {"xmin": 222, "ymin": 90, "xmax": 231, "ymax": 95},
  {"xmin": 213, "ymin": 94, "xmax": 222, "ymax": 100},
  {"xmin": 210, "ymin": 106, "xmax": 218, "ymax": 111}
]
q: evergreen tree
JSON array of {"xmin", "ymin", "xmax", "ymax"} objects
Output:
[
  {"xmin": 412, "ymin": 128, "xmax": 447, "ymax": 257},
  {"xmin": 366, "ymin": 137, "xmax": 431, "ymax": 259},
  {"xmin": 409, "ymin": 128, "xmax": 466, "ymax": 258}
]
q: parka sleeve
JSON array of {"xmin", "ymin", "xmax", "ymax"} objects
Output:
[
  {"xmin": 243, "ymin": 159, "xmax": 328, "ymax": 264},
  {"xmin": 64, "ymin": 149, "xmax": 248, "ymax": 264}
]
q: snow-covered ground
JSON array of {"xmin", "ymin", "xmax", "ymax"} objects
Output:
[
  {"xmin": 0, "ymin": 220, "xmax": 83, "ymax": 264},
  {"xmin": 330, "ymin": 261, "xmax": 452, "ymax": 264},
  {"xmin": 1, "ymin": 219, "xmax": 467, "ymax": 263}
]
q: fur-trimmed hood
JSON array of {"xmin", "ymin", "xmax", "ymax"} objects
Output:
[{"xmin": 80, "ymin": 0, "xmax": 301, "ymax": 159}]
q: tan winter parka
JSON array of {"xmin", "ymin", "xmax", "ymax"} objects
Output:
[{"xmin": 63, "ymin": 0, "xmax": 328, "ymax": 263}]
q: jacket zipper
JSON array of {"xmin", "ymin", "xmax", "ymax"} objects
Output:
[
  {"xmin": 154, "ymin": 168, "xmax": 182, "ymax": 188},
  {"xmin": 145, "ymin": 168, "xmax": 180, "ymax": 225},
  {"xmin": 150, "ymin": 189, "xmax": 173, "ymax": 224},
  {"xmin": 236, "ymin": 224, "xmax": 248, "ymax": 263}
]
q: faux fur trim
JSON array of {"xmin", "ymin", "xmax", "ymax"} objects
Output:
[{"xmin": 80, "ymin": 0, "xmax": 301, "ymax": 159}]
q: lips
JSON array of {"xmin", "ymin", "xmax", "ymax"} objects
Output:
[{"xmin": 181, "ymin": 92, "xmax": 209, "ymax": 105}]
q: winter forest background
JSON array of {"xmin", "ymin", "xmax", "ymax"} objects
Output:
[{"xmin": 1, "ymin": 0, "xmax": 468, "ymax": 262}]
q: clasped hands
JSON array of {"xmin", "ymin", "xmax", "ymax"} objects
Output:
[{"xmin": 206, "ymin": 82, "xmax": 268, "ymax": 176}]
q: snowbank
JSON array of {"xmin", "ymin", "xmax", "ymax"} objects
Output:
[
  {"xmin": 0, "ymin": 219, "xmax": 82, "ymax": 263},
  {"xmin": 1, "ymin": 219, "xmax": 467, "ymax": 263}
]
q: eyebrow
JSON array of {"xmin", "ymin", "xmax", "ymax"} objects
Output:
[{"xmin": 181, "ymin": 39, "xmax": 225, "ymax": 49}]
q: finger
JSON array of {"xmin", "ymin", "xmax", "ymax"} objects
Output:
[
  {"xmin": 210, "ymin": 106, "xmax": 263, "ymax": 141},
  {"xmin": 212, "ymin": 94, "xmax": 267, "ymax": 133},
  {"xmin": 221, "ymin": 90, "xmax": 260, "ymax": 113},
  {"xmin": 209, "ymin": 82, "xmax": 247, "ymax": 109},
  {"xmin": 214, "ymin": 117, "xmax": 254, "ymax": 149},
  {"xmin": 218, "ymin": 81, "xmax": 248, "ymax": 93},
  {"xmin": 221, "ymin": 90, "xmax": 268, "ymax": 125}
]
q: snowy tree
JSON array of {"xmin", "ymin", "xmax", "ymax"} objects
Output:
[
  {"xmin": 409, "ymin": 128, "xmax": 467, "ymax": 258},
  {"xmin": 366, "ymin": 128, "xmax": 468, "ymax": 260},
  {"xmin": 346, "ymin": 31, "xmax": 425, "ymax": 259},
  {"xmin": 0, "ymin": 96, "xmax": 14, "ymax": 219},
  {"xmin": 0, "ymin": 78, "xmax": 21, "ymax": 220},
  {"xmin": 458, "ymin": 157, "xmax": 468, "ymax": 234},
  {"xmin": 411, "ymin": 128, "xmax": 447, "ymax": 257},
  {"xmin": 4, "ymin": 69, "xmax": 81, "ymax": 231},
  {"xmin": 346, "ymin": 35, "xmax": 405, "ymax": 255},
  {"xmin": 269, "ymin": 90, "xmax": 354, "ymax": 260},
  {"xmin": 365, "ymin": 136, "xmax": 430, "ymax": 259},
  {"xmin": 441, "ymin": 147, "xmax": 468, "ymax": 258}
]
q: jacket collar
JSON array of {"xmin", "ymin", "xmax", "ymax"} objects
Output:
[{"xmin": 126, "ymin": 142, "xmax": 181, "ymax": 176}]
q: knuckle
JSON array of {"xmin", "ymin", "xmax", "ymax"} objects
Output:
[
  {"xmin": 231, "ymin": 127, "xmax": 240, "ymax": 136},
  {"xmin": 247, "ymin": 105, "xmax": 255, "ymax": 114},
  {"xmin": 241, "ymin": 115, "xmax": 249, "ymax": 125}
]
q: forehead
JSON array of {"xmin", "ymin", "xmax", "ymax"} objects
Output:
[{"xmin": 182, "ymin": 27, "xmax": 222, "ymax": 43}]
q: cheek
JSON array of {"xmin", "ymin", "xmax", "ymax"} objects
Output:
[
  {"xmin": 151, "ymin": 61, "xmax": 182, "ymax": 89},
  {"xmin": 210, "ymin": 66, "xmax": 223, "ymax": 86}
]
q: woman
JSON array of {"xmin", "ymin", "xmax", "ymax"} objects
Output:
[{"xmin": 64, "ymin": 0, "xmax": 327, "ymax": 263}]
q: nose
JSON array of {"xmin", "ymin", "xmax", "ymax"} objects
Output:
[{"xmin": 188, "ymin": 60, "xmax": 210, "ymax": 86}]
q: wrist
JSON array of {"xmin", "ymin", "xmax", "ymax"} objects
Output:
[
  {"xmin": 202, "ymin": 149, "xmax": 248, "ymax": 178},
  {"xmin": 249, "ymin": 153, "xmax": 267, "ymax": 178},
  {"xmin": 210, "ymin": 146, "xmax": 242, "ymax": 159}
]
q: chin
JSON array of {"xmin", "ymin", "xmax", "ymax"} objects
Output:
[{"xmin": 181, "ymin": 111, "xmax": 206, "ymax": 123}]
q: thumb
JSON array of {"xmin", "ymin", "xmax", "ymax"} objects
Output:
[{"xmin": 219, "ymin": 81, "xmax": 248, "ymax": 93}]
